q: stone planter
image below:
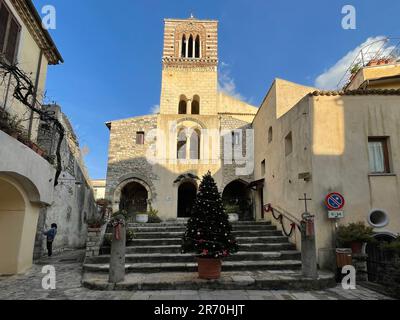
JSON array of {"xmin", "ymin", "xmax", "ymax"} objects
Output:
[
  {"xmin": 136, "ymin": 213, "xmax": 149, "ymax": 223},
  {"xmin": 197, "ymin": 257, "xmax": 222, "ymax": 280},
  {"xmin": 228, "ymin": 213, "xmax": 239, "ymax": 222}
]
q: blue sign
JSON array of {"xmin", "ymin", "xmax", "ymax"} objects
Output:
[{"xmin": 325, "ymin": 192, "xmax": 345, "ymax": 210}]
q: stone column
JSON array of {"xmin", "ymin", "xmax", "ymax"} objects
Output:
[
  {"xmin": 109, "ymin": 215, "xmax": 126, "ymax": 284},
  {"xmin": 301, "ymin": 218, "xmax": 318, "ymax": 279}
]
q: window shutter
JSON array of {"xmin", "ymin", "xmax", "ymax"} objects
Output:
[
  {"xmin": 0, "ymin": 4, "xmax": 9, "ymax": 54},
  {"xmin": 5, "ymin": 18, "xmax": 19, "ymax": 63}
]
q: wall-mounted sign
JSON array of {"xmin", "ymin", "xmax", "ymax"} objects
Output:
[
  {"xmin": 325, "ymin": 192, "xmax": 345, "ymax": 211},
  {"xmin": 328, "ymin": 211, "xmax": 344, "ymax": 219}
]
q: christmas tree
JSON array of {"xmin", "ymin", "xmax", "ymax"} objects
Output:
[{"xmin": 181, "ymin": 171, "xmax": 238, "ymax": 258}]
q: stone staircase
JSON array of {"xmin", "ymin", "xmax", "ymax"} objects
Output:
[{"xmin": 82, "ymin": 221, "xmax": 335, "ymax": 290}]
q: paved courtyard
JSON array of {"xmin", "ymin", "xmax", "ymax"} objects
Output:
[{"xmin": 0, "ymin": 250, "xmax": 393, "ymax": 300}]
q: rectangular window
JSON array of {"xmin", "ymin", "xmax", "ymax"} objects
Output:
[
  {"xmin": 0, "ymin": 0, "xmax": 20, "ymax": 64},
  {"xmin": 368, "ymin": 137, "xmax": 390, "ymax": 173},
  {"xmin": 232, "ymin": 131, "xmax": 241, "ymax": 145},
  {"xmin": 136, "ymin": 131, "xmax": 145, "ymax": 145},
  {"xmin": 285, "ymin": 132, "xmax": 293, "ymax": 156},
  {"xmin": 261, "ymin": 159, "xmax": 266, "ymax": 176}
]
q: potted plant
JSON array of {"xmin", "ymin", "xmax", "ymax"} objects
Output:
[
  {"xmin": 337, "ymin": 222, "xmax": 374, "ymax": 254},
  {"xmin": 182, "ymin": 171, "xmax": 238, "ymax": 279},
  {"xmin": 148, "ymin": 205, "xmax": 162, "ymax": 223},
  {"xmin": 224, "ymin": 204, "xmax": 240, "ymax": 222},
  {"xmin": 6, "ymin": 114, "xmax": 22, "ymax": 139},
  {"xmin": 86, "ymin": 216, "xmax": 106, "ymax": 229}
]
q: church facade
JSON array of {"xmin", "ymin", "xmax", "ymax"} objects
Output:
[
  {"xmin": 105, "ymin": 16, "xmax": 400, "ymax": 270},
  {"xmin": 105, "ymin": 17, "xmax": 257, "ymax": 221}
]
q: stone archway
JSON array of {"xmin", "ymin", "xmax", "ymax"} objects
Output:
[
  {"xmin": 222, "ymin": 180, "xmax": 253, "ymax": 221},
  {"xmin": 177, "ymin": 180, "xmax": 197, "ymax": 218},
  {"xmin": 112, "ymin": 177, "xmax": 154, "ymax": 213},
  {"xmin": 120, "ymin": 181, "xmax": 149, "ymax": 215},
  {"xmin": 0, "ymin": 175, "xmax": 42, "ymax": 275}
]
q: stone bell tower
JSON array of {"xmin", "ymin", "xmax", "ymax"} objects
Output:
[{"xmin": 159, "ymin": 16, "xmax": 219, "ymax": 115}]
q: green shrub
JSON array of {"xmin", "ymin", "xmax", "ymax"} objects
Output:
[
  {"xmin": 337, "ymin": 222, "xmax": 374, "ymax": 246},
  {"xmin": 148, "ymin": 206, "xmax": 162, "ymax": 223},
  {"xmin": 224, "ymin": 204, "xmax": 240, "ymax": 214},
  {"xmin": 381, "ymin": 238, "xmax": 400, "ymax": 254}
]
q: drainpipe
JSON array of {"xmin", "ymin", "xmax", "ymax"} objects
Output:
[{"xmin": 28, "ymin": 49, "xmax": 43, "ymax": 140}]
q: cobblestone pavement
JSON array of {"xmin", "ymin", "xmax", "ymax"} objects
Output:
[{"xmin": 0, "ymin": 250, "xmax": 393, "ymax": 300}]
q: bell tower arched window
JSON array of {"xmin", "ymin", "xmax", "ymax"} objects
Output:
[
  {"xmin": 181, "ymin": 35, "xmax": 187, "ymax": 57},
  {"xmin": 191, "ymin": 95, "xmax": 200, "ymax": 115},
  {"xmin": 179, "ymin": 95, "xmax": 187, "ymax": 114},
  {"xmin": 188, "ymin": 35, "xmax": 194, "ymax": 58},
  {"xmin": 195, "ymin": 35, "xmax": 200, "ymax": 58},
  {"xmin": 190, "ymin": 129, "xmax": 201, "ymax": 160},
  {"xmin": 177, "ymin": 129, "xmax": 187, "ymax": 159}
]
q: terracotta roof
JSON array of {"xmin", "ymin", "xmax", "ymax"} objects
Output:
[{"xmin": 309, "ymin": 89, "xmax": 400, "ymax": 96}]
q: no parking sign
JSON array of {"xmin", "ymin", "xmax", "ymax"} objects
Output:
[{"xmin": 325, "ymin": 192, "xmax": 345, "ymax": 218}]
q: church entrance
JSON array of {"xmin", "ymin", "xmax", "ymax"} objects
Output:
[
  {"xmin": 120, "ymin": 182, "xmax": 148, "ymax": 216},
  {"xmin": 222, "ymin": 180, "xmax": 253, "ymax": 221},
  {"xmin": 177, "ymin": 181, "xmax": 197, "ymax": 218}
]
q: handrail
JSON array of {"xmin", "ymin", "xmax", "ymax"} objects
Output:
[
  {"xmin": 263, "ymin": 204, "xmax": 302, "ymax": 237},
  {"xmin": 271, "ymin": 205, "xmax": 302, "ymax": 227}
]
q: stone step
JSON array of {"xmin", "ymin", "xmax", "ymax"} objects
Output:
[
  {"xmin": 123, "ymin": 230, "xmax": 283, "ymax": 239},
  {"xmin": 83, "ymin": 259, "xmax": 302, "ymax": 273},
  {"xmin": 100, "ymin": 242, "xmax": 296, "ymax": 255},
  {"xmin": 87, "ymin": 251, "xmax": 301, "ymax": 264},
  {"xmin": 125, "ymin": 236, "xmax": 289, "ymax": 246},
  {"xmin": 127, "ymin": 224, "xmax": 277, "ymax": 232},
  {"xmin": 127, "ymin": 221, "xmax": 271, "ymax": 227},
  {"xmin": 82, "ymin": 271, "xmax": 336, "ymax": 291}
]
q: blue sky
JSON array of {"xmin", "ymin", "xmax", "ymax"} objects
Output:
[{"xmin": 33, "ymin": 0, "xmax": 400, "ymax": 179}]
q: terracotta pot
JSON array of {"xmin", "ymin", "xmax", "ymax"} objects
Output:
[
  {"xmin": 350, "ymin": 241, "xmax": 363, "ymax": 254},
  {"xmin": 36, "ymin": 147, "xmax": 45, "ymax": 156},
  {"xmin": 197, "ymin": 257, "xmax": 222, "ymax": 280}
]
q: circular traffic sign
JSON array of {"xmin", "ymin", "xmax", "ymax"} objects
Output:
[{"xmin": 325, "ymin": 192, "xmax": 345, "ymax": 210}]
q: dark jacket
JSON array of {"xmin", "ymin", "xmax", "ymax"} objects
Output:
[{"xmin": 44, "ymin": 227, "xmax": 57, "ymax": 242}]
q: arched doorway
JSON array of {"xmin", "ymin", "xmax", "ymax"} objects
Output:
[
  {"xmin": 222, "ymin": 180, "xmax": 253, "ymax": 221},
  {"xmin": 178, "ymin": 181, "xmax": 197, "ymax": 218},
  {"xmin": 0, "ymin": 177, "xmax": 26, "ymax": 274},
  {"xmin": 120, "ymin": 182, "xmax": 148, "ymax": 216}
]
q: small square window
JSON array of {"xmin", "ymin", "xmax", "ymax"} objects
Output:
[
  {"xmin": 136, "ymin": 131, "xmax": 145, "ymax": 145},
  {"xmin": 285, "ymin": 132, "xmax": 293, "ymax": 156},
  {"xmin": 368, "ymin": 137, "xmax": 390, "ymax": 173}
]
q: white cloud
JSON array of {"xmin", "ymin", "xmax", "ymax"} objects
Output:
[
  {"xmin": 314, "ymin": 36, "xmax": 391, "ymax": 89},
  {"xmin": 151, "ymin": 104, "xmax": 160, "ymax": 114},
  {"xmin": 218, "ymin": 62, "xmax": 246, "ymax": 101}
]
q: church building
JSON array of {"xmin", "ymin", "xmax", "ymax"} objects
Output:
[
  {"xmin": 105, "ymin": 17, "xmax": 257, "ymax": 221},
  {"xmin": 105, "ymin": 16, "xmax": 400, "ymax": 271}
]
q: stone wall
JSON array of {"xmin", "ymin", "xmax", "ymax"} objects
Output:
[
  {"xmin": 106, "ymin": 115, "xmax": 158, "ymax": 208},
  {"xmin": 220, "ymin": 116, "xmax": 254, "ymax": 188},
  {"xmin": 33, "ymin": 105, "xmax": 97, "ymax": 259}
]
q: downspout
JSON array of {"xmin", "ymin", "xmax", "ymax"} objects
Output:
[{"xmin": 28, "ymin": 49, "xmax": 43, "ymax": 140}]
